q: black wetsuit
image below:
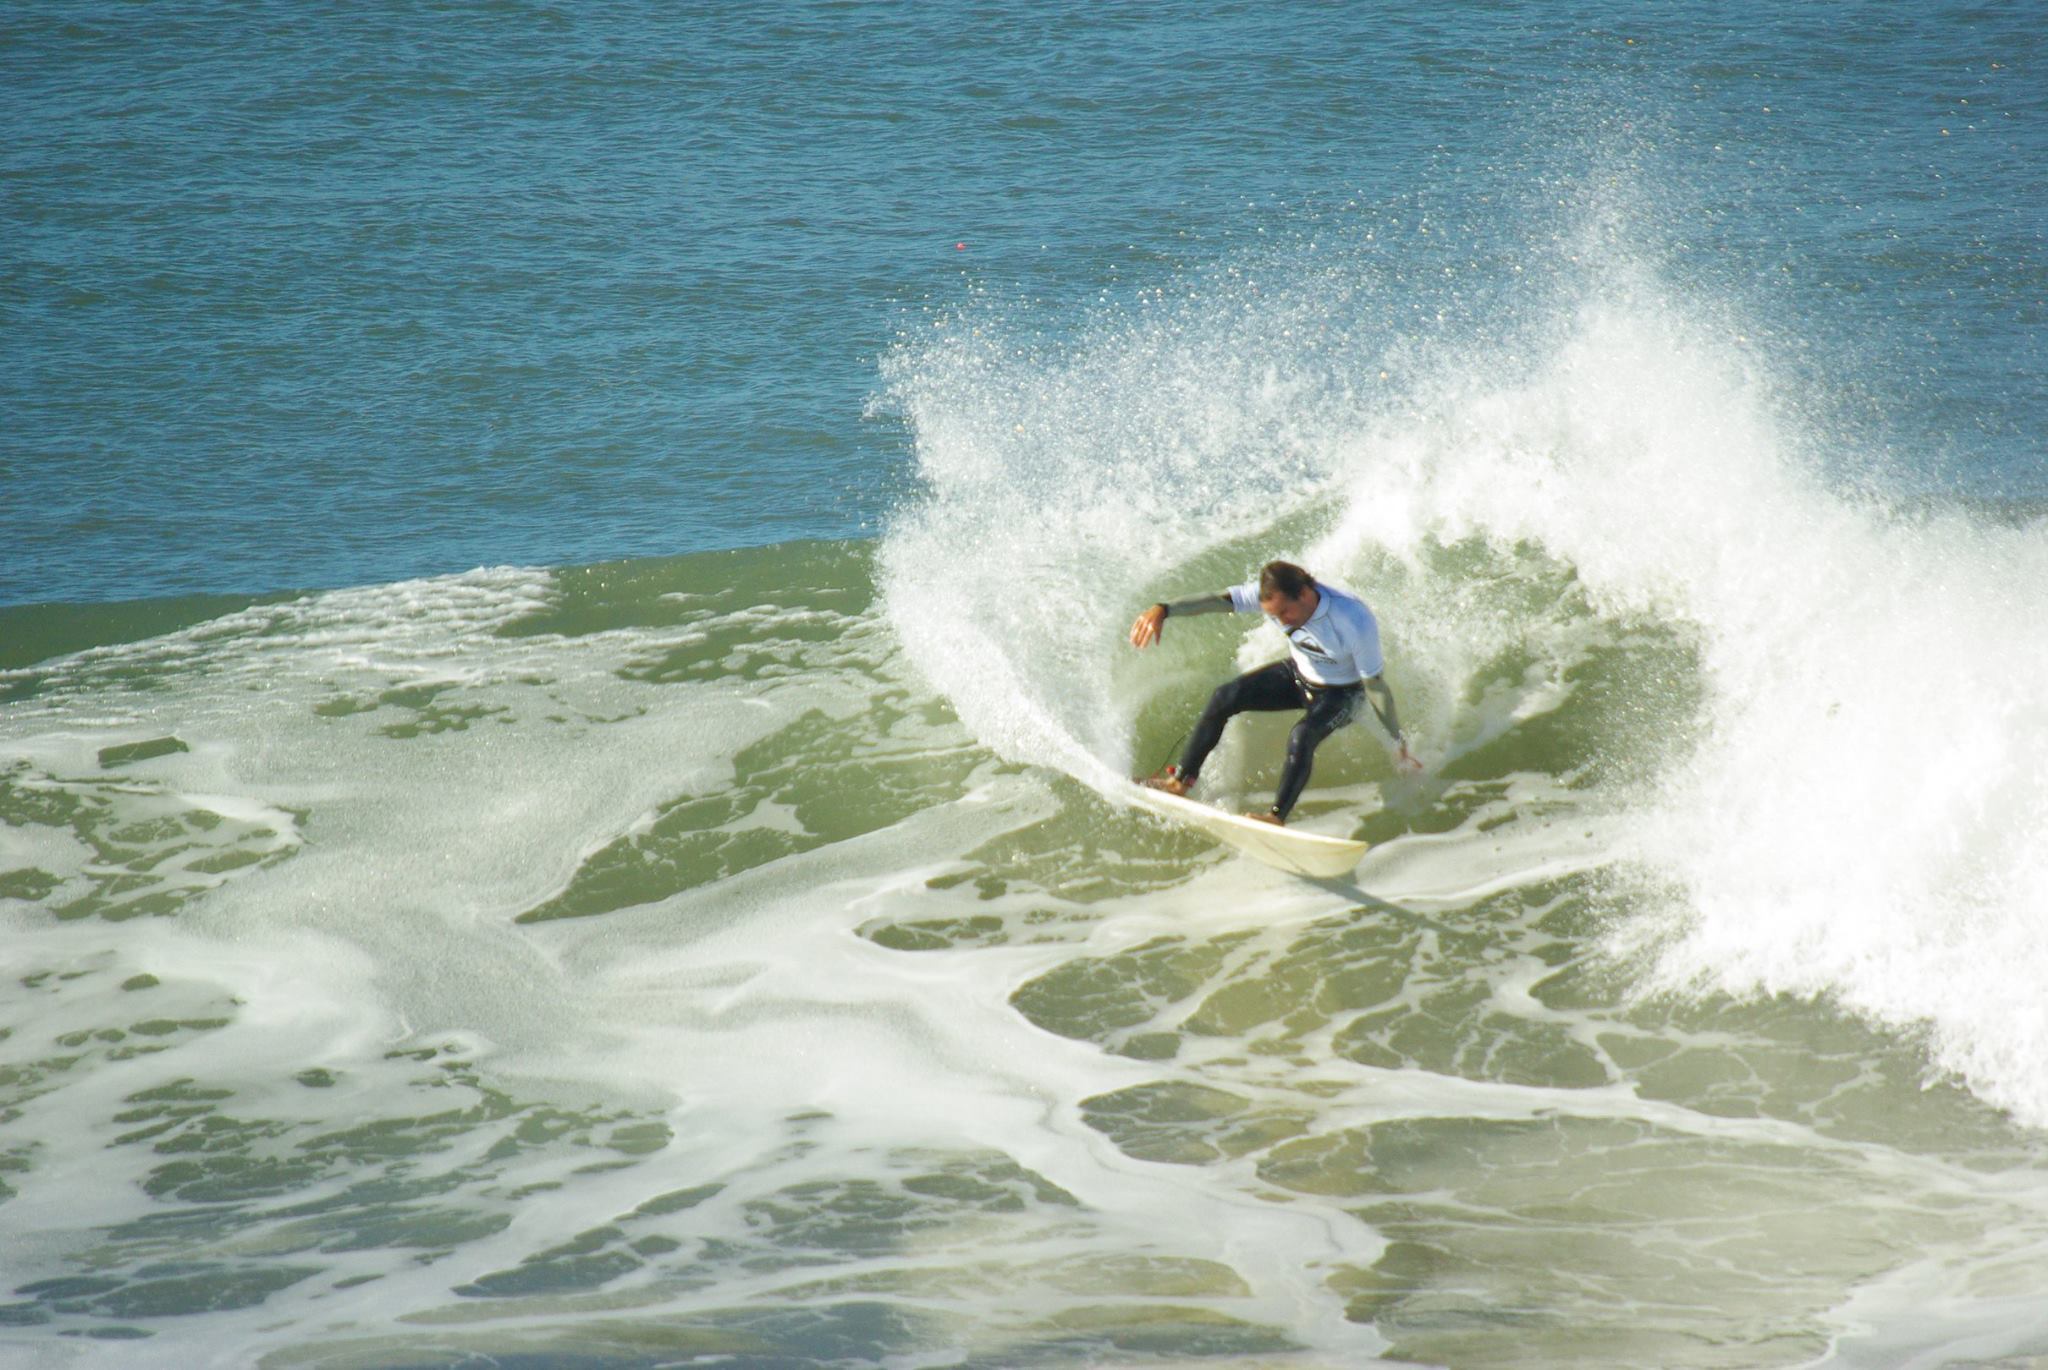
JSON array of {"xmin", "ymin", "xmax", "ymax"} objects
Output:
[{"xmin": 1178, "ymin": 660, "xmax": 1362, "ymax": 821}]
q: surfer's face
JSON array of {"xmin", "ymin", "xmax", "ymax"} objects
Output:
[{"xmin": 1260, "ymin": 588, "xmax": 1316, "ymax": 629}]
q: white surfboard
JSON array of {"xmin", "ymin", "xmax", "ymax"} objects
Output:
[{"xmin": 1128, "ymin": 784, "xmax": 1368, "ymax": 880}]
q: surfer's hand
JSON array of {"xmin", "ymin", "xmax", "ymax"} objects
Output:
[
  {"xmin": 1129, "ymin": 604, "xmax": 1167, "ymax": 648},
  {"xmin": 1395, "ymin": 742, "xmax": 1423, "ymax": 776}
]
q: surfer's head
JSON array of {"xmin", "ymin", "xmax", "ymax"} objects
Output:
[{"xmin": 1258, "ymin": 560, "xmax": 1318, "ymax": 628}]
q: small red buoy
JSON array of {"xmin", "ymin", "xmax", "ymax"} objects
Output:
[{"xmin": 955, "ymin": 242, "xmax": 967, "ymax": 250}]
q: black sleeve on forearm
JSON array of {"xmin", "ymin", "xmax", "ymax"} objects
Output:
[{"xmin": 1160, "ymin": 593, "xmax": 1234, "ymax": 618}]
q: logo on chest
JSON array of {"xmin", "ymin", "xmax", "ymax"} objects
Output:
[{"xmin": 1291, "ymin": 631, "xmax": 1333, "ymax": 659}]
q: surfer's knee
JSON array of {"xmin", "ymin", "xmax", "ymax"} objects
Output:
[{"xmin": 1286, "ymin": 718, "xmax": 1333, "ymax": 762}]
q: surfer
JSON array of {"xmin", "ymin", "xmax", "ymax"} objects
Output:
[{"xmin": 1129, "ymin": 560, "xmax": 1420, "ymax": 825}]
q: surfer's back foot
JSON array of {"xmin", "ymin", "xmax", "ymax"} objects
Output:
[
  {"xmin": 1246, "ymin": 812, "xmax": 1284, "ymax": 826},
  {"xmin": 1139, "ymin": 766, "xmax": 1193, "ymax": 797}
]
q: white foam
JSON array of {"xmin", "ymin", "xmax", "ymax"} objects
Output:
[{"xmin": 881, "ymin": 244, "xmax": 2048, "ymax": 1131}]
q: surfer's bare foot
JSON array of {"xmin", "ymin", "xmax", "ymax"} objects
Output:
[
  {"xmin": 1247, "ymin": 812, "xmax": 1284, "ymax": 826},
  {"xmin": 1139, "ymin": 768, "xmax": 1192, "ymax": 797}
]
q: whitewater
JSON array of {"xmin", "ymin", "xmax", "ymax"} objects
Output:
[
  {"xmin": 882, "ymin": 216, "xmax": 2048, "ymax": 1131},
  {"xmin": 6, "ymin": 213, "xmax": 2048, "ymax": 1365}
]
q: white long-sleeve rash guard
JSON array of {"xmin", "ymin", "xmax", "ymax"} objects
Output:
[
  {"xmin": 1160, "ymin": 582, "xmax": 1407, "ymax": 745},
  {"xmin": 1165, "ymin": 580, "xmax": 1385, "ymax": 685}
]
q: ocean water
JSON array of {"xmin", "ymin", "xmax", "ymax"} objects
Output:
[{"xmin": 3, "ymin": 2, "xmax": 2047, "ymax": 1367}]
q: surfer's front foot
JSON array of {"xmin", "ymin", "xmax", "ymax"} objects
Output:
[
  {"xmin": 1246, "ymin": 811, "xmax": 1284, "ymax": 826},
  {"xmin": 1140, "ymin": 770, "xmax": 1193, "ymax": 797}
]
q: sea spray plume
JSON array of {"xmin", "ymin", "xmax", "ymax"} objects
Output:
[
  {"xmin": 1365, "ymin": 266, "xmax": 2048, "ymax": 1127},
  {"xmin": 876, "ymin": 259, "xmax": 1406, "ymax": 791},
  {"xmin": 1618, "ymin": 506, "xmax": 2048, "ymax": 1126},
  {"xmin": 883, "ymin": 201, "xmax": 2048, "ymax": 1135},
  {"xmin": 875, "ymin": 204, "xmax": 1679, "ymax": 799},
  {"xmin": 1314, "ymin": 267, "xmax": 2048, "ymax": 1123}
]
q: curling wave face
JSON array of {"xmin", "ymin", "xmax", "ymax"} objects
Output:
[{"xmin": 879, "ymin": 226, "xmax": 2048, "ymax": 1133}]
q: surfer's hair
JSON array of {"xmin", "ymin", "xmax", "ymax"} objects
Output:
[{"xmin": 1259, "ymin": 561, "xmax": 1315, "ymax": 600}]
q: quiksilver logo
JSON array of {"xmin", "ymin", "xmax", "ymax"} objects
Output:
[{"xmin": 1293, "ymin": 632, "xmax": 1331, "ymax": 657}]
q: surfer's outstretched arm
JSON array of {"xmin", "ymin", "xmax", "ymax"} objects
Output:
[
  {"xmin": 1129, "ymin": 593, "xmax": 1233, "ymax": 648},
  {"xmin": 1362, "ymin": 675, "xmax": 1403, "ymax": 741},
  {"xmin": 1364, "ymin": 675, "xmax": 1423, "ymax": 774}
]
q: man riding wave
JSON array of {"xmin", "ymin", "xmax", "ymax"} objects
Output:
[{"xmin": 1129, "ymin": 560, "xmax": 1420, "ymax": 825}]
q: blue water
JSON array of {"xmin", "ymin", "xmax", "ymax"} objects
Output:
[{"xmin": 4, "ymin": 1, "xmax": 2041, "ymax": 607}]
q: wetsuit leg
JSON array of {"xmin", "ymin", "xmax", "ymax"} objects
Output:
[
  {"xmin": 1177, "ymin": 661, "xmax": 1303, "ymax": 783},
  {"xmin": 1272, "ymin": 684, "xmax": 1362, "ymax": 821}
]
